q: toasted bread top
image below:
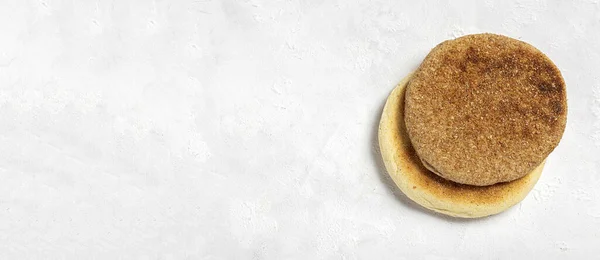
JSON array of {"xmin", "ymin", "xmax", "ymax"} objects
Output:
[{"xmin": 404, "ymin": 34, "xmax": 566, "ymax": 186}]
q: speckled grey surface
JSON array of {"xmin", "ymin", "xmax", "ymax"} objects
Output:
[{"xmin": 0, "ymin": 0, "xmax": 598, "ymax": 258}]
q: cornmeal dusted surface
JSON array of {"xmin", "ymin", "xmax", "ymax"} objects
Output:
[{"xmin": 405, "ymin": 34, "xmax": 567, "ymax": 186}]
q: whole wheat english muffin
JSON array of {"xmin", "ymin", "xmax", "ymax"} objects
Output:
[{"xmin": 404, "ymin": 33, "xmax": 567, "ymax": 186}]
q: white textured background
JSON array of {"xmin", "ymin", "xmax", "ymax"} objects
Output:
[{"xmin": 0, "ymin": 0, "xmax": 599, "ymax": 259}]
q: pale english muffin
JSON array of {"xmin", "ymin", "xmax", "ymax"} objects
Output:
[
  {"xmin": 404, "ymin": 34, "xmax": 567, "ymax": 186},
  {"xmin": 379, "ymin": 74, "xmax": 545, "ymax": 218}
]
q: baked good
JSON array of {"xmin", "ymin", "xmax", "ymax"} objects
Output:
[
  {"xmin": 404, "ymin": 34, "xmax": 566, "ymax": 186},
  {"xmin": 378, "ymin": 34, "xmax": 566, "ymax": 217}
]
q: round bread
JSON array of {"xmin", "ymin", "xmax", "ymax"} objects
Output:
[
  {"xmin": 404, "ymin": 34, "xmax": 566, "ymax": 186},
  {"xmin": 379, "ymin": 74, "xmax": 545, "ymax": 218}
]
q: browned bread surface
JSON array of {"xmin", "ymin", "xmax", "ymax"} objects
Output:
[{"xmin": 404, "ymin": 33, "xmax": 566, "ymax": 186}]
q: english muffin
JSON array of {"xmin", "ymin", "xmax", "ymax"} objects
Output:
[
  {"xmin": 404, "ymin": 34, "xmax": 566, "ymax": 186},
  {"xmin": 379, "ymin": 33, "xmax": 566, "ymax": 217}
]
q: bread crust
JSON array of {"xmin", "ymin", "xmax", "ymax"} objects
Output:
[{"xmin": 404, "ymin": 34, "xmax": 566, "ymax": 186}]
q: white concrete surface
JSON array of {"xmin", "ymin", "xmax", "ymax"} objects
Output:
[{"xmin": 0, "ymin": 0, "xmax": 599, "ymax": 259}]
